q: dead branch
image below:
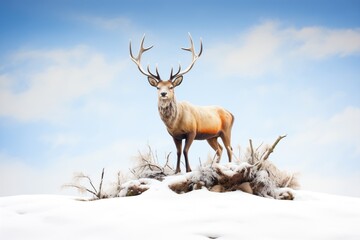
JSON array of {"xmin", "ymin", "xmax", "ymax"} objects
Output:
[
  {"xmin": 263, "ymin": 135, "xmax": 287, "ymax": 161},
  {"xmin": 259, "ymin": 149, "xmax": 267, "ymax": 162},
  {"xmin": 78, "ymin": 174, "xmax": 97, "ymax": 194},
  {"xmin": 63, "ymin": 184, "xmax": 98, "ymax": 197},
  {"xmin": 131, "ymin": 146, "xmax": 173, "ymax": 179},
  {"xmin": 115, "ymin": 171, "xmax": 123, "ymax": 194},
  {"xmin": 249, "ymin": 139, "xmax": 254, "ymax": 162},
  {"xmin": 133, "ymin": 162, "xmax": 164, "ymax": 172},
  {"xmin": 63, "ymin": 169, "xmax": 107, "ymax": 199},
  {"xmin": 256, "ymin": 142, "xmax": 264, "ymax": 152},
  {"xmin": 97, "ymin": 168, "xmax": 105, "ymax": 199},
  {"xmin": 165, "ymin": 152, "xmax": 173, "ymax": 170}
]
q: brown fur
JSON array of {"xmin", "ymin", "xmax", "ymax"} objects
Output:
[{"xmin": 153, "ymin": 80, "xmax": 234, "ymax": 173}]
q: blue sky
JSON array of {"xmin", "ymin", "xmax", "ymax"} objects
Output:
[{"xmin": 0, "ymin": 0, "xmax": 359, "ymax": 197}]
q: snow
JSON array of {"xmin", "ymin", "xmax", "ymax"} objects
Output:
[{"xmin": 1, "ymin": 186, "xmax": 360, "ymax": 240}]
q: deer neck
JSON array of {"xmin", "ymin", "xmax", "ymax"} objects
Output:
[{"xmin": 158, "ymin": 98, "xmax": 178, "ymax": 128}]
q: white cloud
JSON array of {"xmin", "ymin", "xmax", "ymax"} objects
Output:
[
  {"xmin": 0, "ymin": 46, "xmax": 125, "ymax": 122},
  {"xmin": 207, "ymin": 21, "xmax": 283, "ymax": 77},
  {"xmin": 11, "ymin": 46, "xmax": 89, "ymax": 63},
  {"xmin": 41, "ymin": 133, "xmax": 83, "ymax": 148},
  {"xmin": 207, "ymin": 21, "xmax": 360, "ymax": 77},
  {"xmin": 290, "ymin": 106, "xmax": 360, "ymax": 155},
  {"xmin": 289, "ymin": 27, "xmax": 360, "ymax": 59},
  {"xmin": 275, "ymin": 106, "xmax": 360, "ymax": 188},
  {"xmin": 78, "ymin": 16, "xmax": 132, "ymax": 31}
]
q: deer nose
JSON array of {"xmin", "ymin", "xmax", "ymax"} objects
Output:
[{"xmin": 161, "ymin": 92, "xmax": 167, "ymax": 97}]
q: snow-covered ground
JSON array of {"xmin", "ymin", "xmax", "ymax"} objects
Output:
[{"xmin": 1, "ymin": 184, "xmax": 360, "ymax": 240}]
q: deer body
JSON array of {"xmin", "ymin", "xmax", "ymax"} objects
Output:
[
  {"xmin": 163, "ymin": 102, "xmax": 230, "ymax": 139},
  {"xmin": 130, "ymin": 34, "xmax": 234, "ymax": 173},
  {"xmin": 159, "ymin": 99, "xmax": 233, "ymax": 141},
  {"xmin": 160, "ymin": 100, "xmax": 234, "ymax": 173}
]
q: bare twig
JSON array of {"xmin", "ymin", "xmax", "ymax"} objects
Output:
[
  {"xmin": 134, "ymin": 163, "xmax": 164, "ymax": 172},
  {"xmin": 131, "ymin": 146, "xmax": 173, "ymax": 179},
  {"xmin": 263, "ymin": 135, "xmax": 287, "ymax": 161},
  {"xmin": 116, "ymin": 171, "xmax": 123, "ymax": 194},
  {"xmin": 256, "ymin": 142, "xmax": 264, "ymax": 152},
  {"xmin": 63, "ymin": 168, "xmax": 107, "ymax": 199},
  {"xmin": 82, "ymin": 175, "xmax": 97, "ymax": 194},
  {"xmin": 165, "ymin": 152, "xmax": 172, "ymax": 167},
  {"xmin": 63, "ymin": 184, "xmax": 97, "ymax": 196},
  {"xmin": 249, "ymin": 139, "xmax": 254, "ymax": 163},
  {"xmin": 97, "ymin": 168, "xmax": 105, "ymax": 199},
  {"xmin": 259, "ymin": 149, "xmax": 267, "ymax": 161}
]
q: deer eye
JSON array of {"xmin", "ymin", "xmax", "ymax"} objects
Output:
[
  {"xmin": 156, "ymin": 87, "xmax": 160, "ymax": 90},
  {"xmin": 169, "ymin": 86, "xmax": 174, "ymax": 90}
]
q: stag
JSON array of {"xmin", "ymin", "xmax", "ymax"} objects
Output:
[{"xmin": 130, "ymin": 34, "xmax": 234, "ymax": 173}]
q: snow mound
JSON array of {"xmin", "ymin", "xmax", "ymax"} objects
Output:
[{"xmin": 1, "ymin": 190, "xmax": 360, "ymax": 240}]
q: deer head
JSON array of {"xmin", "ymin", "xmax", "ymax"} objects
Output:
[{"xmin": 129, "ymin": 34, "xmax": 203, "ymax": 101}]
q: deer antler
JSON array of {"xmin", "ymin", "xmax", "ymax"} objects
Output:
[
  {"xmin": 170, "ymin": 33, "xmax": 203, "ymax": 80},
  {"xmin": 129, "ymin": 35, "xmax": 161, "ymax": 81}
]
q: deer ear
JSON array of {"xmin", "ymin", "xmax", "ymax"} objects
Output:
[
  {"xmin": 148, "ymin": 77, "xmax": 158, "ymax": 87},
  {"xmin": 172, "ymin": 76, "xmax": 183, "ymax": 87}
]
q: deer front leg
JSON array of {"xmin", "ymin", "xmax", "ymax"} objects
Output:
[
  {"xmin": 173, "ymin": 138, "xmax": 182, "ymax": 174},
  {"xmin": 183, "ymin": 132, "xmax": 195, "ymax": 172}
]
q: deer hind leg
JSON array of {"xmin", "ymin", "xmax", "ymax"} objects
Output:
[
  {"xmin": 220, "ymin": 133, "xmax": 233, "ymax": 163},
  {"xmin": 207, "ymin": 137, "xmax": 223, "ymax": 163},
  {"xmin": 173, "ymin": 138, "xmax": 182, "ymax": 174}
]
